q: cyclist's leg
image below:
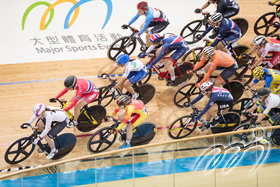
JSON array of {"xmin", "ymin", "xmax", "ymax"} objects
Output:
[
  {"xmin": 46, "ymin": 120, "xmax": 67, "ymax": 149},
  {"xmin": 128, "ymin": 113, "xmax": 147, "ymax": 140},
  {"xmin": 207, "ymin": 103, "xmax": 219, "ymax": 119},
  {"xmin": 219, "ymin": 33, "xmax": 241, "ymax": 53},
  {"xmin": 145, "ymin": 21, "xmax": 157, "ymax": 47},
  {"xmin": 124, "ymin": 69, "xmax": 148, "ymax": 95},
  {"xmin": 222, "ymin": 8, "xmax": 239, "ymax": 19},
  {"xmin": 216, "ymin": 63, "xmax": 238, "ymax": 87},
  {"xmin": 267, "ymin": 52, "xmax": 280, "ymax": 68}
]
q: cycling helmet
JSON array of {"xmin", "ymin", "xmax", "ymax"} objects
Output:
[
  {"xmin": 64, "ymin": 75, "xmax": 77, "ymax": 88},
  {"xmin": 137, "ymin": 1, "xmax": 148, "ymax": 10},
  {"xmin": 200, "ymin": 82, "xmax": 213, "ymax": 93},
  {"xmin": 257, "ymin": 87, "xmax": 271, "ymax": 99},
  {"xmin": 252, "ymin": 66, "xmax": 264, "ymax": 78},
  {"xmin": 33, "ymin": 103, "xmax": 46, "ymax": 116},
  {"xmin": 203, "ymin": 46, "xmax": 215, "ymax": 57},
  {"xmin": 116, "ymin": 54, "xmax": 130, "ymax": 66},
  {"xmin": 209, "ymin": 13, "xmax": 223, "ymax": 23},
  {"xmin": 253, "ymin": 35, "xmax": 266, "ymax": 45},
  {"xmin": 150, "ymin": 33, "xmax": 165, "ymax": 44},
  {"xmin": 117, "ymin": 95, "xmax": 132, "ymax": 107}
]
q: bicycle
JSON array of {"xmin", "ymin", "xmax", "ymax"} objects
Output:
[
  {"xmin": 87, "ymin": 116, "xmax": 157, "ymax": 153},
  {"xmin": 180, "ymin": 11, "xmax": 249, "ymax": 44},
  {"xmin": 51, "ymin": 98, "xmax": 106, "ymax": 132},
  {"xmin": 173, "ymin": 72, "xmax": 244, "ymax": 108},
  {"xmin": 254, "ymin": 3, "xmax": 280, "ymax": 36},
  {"xmin": 99, "ymin": 73, "xmax": 155, "ymax": 104},
  {"xmin": 168, "ymin": 102, "xmax": 240, "ymax": 139},
  {"xmin": 4, "ymin": 123, "xmax": 76, "ymax": 164}
]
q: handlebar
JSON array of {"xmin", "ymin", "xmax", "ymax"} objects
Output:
[
  {"xmin": 100, "ymin": 73, "xmax": 117, "ymax": 84},
  {"xmin": 123, "ymin": 25, "xmax": 139, "ymax": 36}
]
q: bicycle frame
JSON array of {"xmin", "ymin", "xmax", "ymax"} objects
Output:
[
  {"xmin": 268, "ymin": 5, "xmax": 280, "ymax": 27},
  {"xmin": 124, "ymin": 26, "xmax": 147, "ymax": 51}
]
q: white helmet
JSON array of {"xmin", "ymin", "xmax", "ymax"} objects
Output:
[
  {"xmin": 33, "ymin": 103, "xmax": 45, "ymax": 116},
  {"xmin": 253, "ymin": 35, "xmax": 265, "ymax": 45},
  {"xmin": 200, "ymin": 82, "xmax": 213, "ymax": 92},
  {"xmin": 203, "ymin": 46, "xmax": 215, "ymax": 57},
  {"xmin": 209, "ymin": 13, "xmax": 223, "ymax": 23}
]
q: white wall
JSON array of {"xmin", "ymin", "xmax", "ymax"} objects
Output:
[{"xmin": 0, "ymin": 0, "xmax": 215, "ymax": 64}]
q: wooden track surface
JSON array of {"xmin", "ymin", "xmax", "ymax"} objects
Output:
[{"xmin": 0, "ymin": 0, "xmax": 279, "ymax": 178}]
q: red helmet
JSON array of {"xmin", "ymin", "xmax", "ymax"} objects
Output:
[{"xmin": 137, "ymin": 1, "xmax": 148, "ymax": 10}]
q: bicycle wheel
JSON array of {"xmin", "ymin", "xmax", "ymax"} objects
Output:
[
  {"xmin": 136, "ymin": 83, "xmax": 156, "ymax": 104},
  {"xmin": 180, "ymin": 47, "xmax": 204, "ymax": 66},
  {"xmin": 180, "ymin": 20, "xmax": 206, "ymax": 44},
  {"xmin": 232, "ymin": 18, "xmax": 249, "ymax": 37},
  {"xmin": 254, "ymin": 12, "xmax": 280, "ymax": 36},
  {"xmin": 5, "ymin": 137, "xmax": 35, "ymax": 164},
  {"xmin": 168, "ymin": 115, "xmax": 197, "ymax": 139},
  {"xmin": 77, "ymin": 105, "xmax": 106, "ymax": 132},
  {"xmin": 173, "ymin": 83, "xmax": 201, "ymax": 108},
  {"xmin": 229, "ymin": 98, "xmax": 255, "ymax": 124},
  {"xmin": 172, "ymin": 62, "xmax": 194, "ymax": 86},
  {"xmin": 87, "ymin": 126, "xmax": 117, "ymax": 153},
  {"xmin": 228, "ymin": 124, "xmax": 257, "ymax": 149},
  {"xmin": 107, "ymin": 36, "xmax": 137, "ymax": 61},
  {"xmin": 137, "ymin": 69, "xmax": 152, "ymax": 85},
  {"xmin": 223, "ymin": 80, "xmax": 243, "ymax": 102},
  {"xmin": 234, "ymin": 68, "xmax": 253, "ymax": 85},
  {"xmin": 232, "ymin": 45, "xmax": 250, "ymax": 66},
  {"xmin": 91, "ymin": 86, "xmax": 114, "ymax": 107}
]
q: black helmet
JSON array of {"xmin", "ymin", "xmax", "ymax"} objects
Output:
[
  {"xmin": 64, "ymin": 76, "xmax": 77, "ymax": 88},
  {"xmin": 117, "ymin": 95, "xmax": 131, "ymax": 107},
  {"xmin": 257, "ymin": 87, "xmax": 271, "ymax": 99}
]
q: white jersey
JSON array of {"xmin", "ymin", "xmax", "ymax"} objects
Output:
[
  {"xmin": 261, "ymin": 43, "xmax": 280, "ymax": 58},
  {"xmin": 28, "ymin": 106, "xmax": 68, "ymax": 138},
  {"xmin": 263, "ymin": 93, "xmax": 280, "ymax": 114},
  {"xmin": 122, "ymin": 59, "xmax": 146, "ymax": 78}
]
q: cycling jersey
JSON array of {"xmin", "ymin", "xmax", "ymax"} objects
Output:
[
  {"xmin": 110, "ymin": 100, "xmax": 148, "ymax": 130},
  {"xmin": 202, "ymin": 18, "xmax": 241, "ymax": 47},
  {"xmin": 147, "ymin": 35, "xmax": 189, "ymax": 68},
  {"xmin": 216, "ymin": 0, "xmax": 239, "ymax": 13},
  {"xmin": 193, "ymin": 50, "xmax": 238, "ymax": 84},
  {"xmin": 122, "ymin": 59, "xmax": 148, "ymax": 84},
  {"xmin": 260, "ymin": 43, "xmax": 280, "ymax": 58},
  {"xmin": 129, "ymin": 6, "xmax": 169, "ymax": 36},
  {"xmin": 253, "ymin": 68, "xmax": 280, "ymax": 94},
  {"xmin": 55, "ymin": 79, "xmax": 99, "ymax": 111},
  {"xmin": 256, "ymin": 93, "xmax": 280, "ymax": 114},
  {"xmin": 191, "ymin": 87, "xmax": 233, "ymax": 120}
]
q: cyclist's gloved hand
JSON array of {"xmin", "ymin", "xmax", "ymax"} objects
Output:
[
  {"xmin": 49, "ymin": 98, "xmax": 57, "ymax": 103},
  {"xmin": 192, "ymin": 118, "xmax": 197, "ymax": 123},
  {"xmin": 138, "ymin": 52, "xmax": 147, "ymax": 58},
  {"xmin": 20, "ymin": 123, "xmax": 29, "ymax": 129},
  {"xmin": 147, "ymin": 64, "xmax": 152, "ymax": 70},
  {"xmin": 109, "ymin": 87, "xmax": 115, "ymax": 93},
  {"xmin": 195, "ymin": 83, "xmax": 201, "ymax": 88},
  {"xmin": 122, "ymin": 24, "xmax": 129, "ymax": 29},
  {"xmin": 242, "ymin": 110, "xmax": 251, "ymax": 117},
  {"xmin": 184, "ymin": 102, "xmax": 190, "ymax": 108},
  {"xmin": 101, "ymin": 74, "xmax": 107, "ymax": 79},
  {"xmin": 103, "ymin": 116, "xmax": 111, "ymax": 122},
  {"xmin": 244, "ymin": 84, "xmax": 250, "ymax": 91},
  {"xmin": 186, "ymin": 70, "xmax": 194, "ymax": 75},
  {"xmin": 194, "ymin": 8, "xmax": 202, "ymax": 13},
  {"xmin": 196, "ymin": 34, "xmax": 203, "ymax": 40},
  {"xmin": 33, "ymin": 137, "xmax": 40, "ymax": 145},
  {"xmin": 111, "ymin": 129, "xmax": 118, "ymax": 135},
  {"xmin": 268, "ymin": 1, "xmax": 273, "ymax": 5}
]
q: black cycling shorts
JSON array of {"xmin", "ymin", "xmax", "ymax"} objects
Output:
[
  {"xmin": 220, "ymin": 63, "xmax": 238, "ymax": 82},
  {"xmin": 215, "ymin": 100, "xmax": 234, "ymax": 112},
  {"xmin": 37, "ymin": 118, "xmax": 67, "ymax": 139},
  {"xmin": 148, "ymin": 21, "xmax": 169, "ymax": 34},
  {"xmin": 222, "ymin": 8, "xmax": 239, "ymax": 19}
]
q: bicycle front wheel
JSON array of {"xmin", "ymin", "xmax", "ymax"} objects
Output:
[
  {"xmin": 180, "ymin": 47, "xmax": 204, "ymax": 66},
  {"xmin": 180, "ymin": 20, "xmax": 205, "ymax": 44},
  {"xmin": 168, "ymin": 115, "xmax": 197, "ymax": 139},
  {"xmin": 254, "ymin": 12, "xmax": 280, "ymax": 36},
  {"xmin": 91, "ymin": 86, "xmax": 114, "ymax": 107}
]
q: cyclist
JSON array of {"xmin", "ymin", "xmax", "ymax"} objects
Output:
[
  {"xmin": 104, "ymin": 95, "xmax": 148, "ymax": 149},
  {"xmin": 187, "ymin": 46, "xmax": 238, "ymax": 88},
  {"xmin": 184, "ymin": 82, "xmax": 234, "ymax": 130},
  {"xmin": 49, "ymin": 76, "xmax": 99, "ymax": 128},
  {"xmin": 196, "ymin": 13, "xmax": 241, "ymax": 54},
  {"xmin": 103, "ymin": 54, "xmax": 148, "ymax": 99},
  {"xmin": 21, "ymin": 103, "xmax": 69, "ymax": 159},
  {"xmin": 245, "ymin": 87, "xmax": 280, "ymax": 144},
  {"xmin": 139, "ymin": 33, "xmax": 189, "ymax": 86},
  {"xmin": 246, "ymin": 35, "xmax": 280, "ymax": 70},
  {"xmin": 122, "ymin": 1, "xmax": 169, "ymax": 48},
  {"xmin": 246, "ymin": 66, "xmax": 280, "ymax": 94}
]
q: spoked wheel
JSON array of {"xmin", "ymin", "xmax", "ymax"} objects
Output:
[
  {"xmin": 180, "ymin": 20, "xmax": 206, "ymax": 44},
  {"xmin": 136, "ymin": 69, "xmax": 153, "ymax": 85},
  {"xmin": 224, "ymin": 80, "xmax": 244, "ymax": 102},
  {"xmin": 229, "ymin": 98, "xmax": 255, "ymax": 124},
  {"xmin": 91, "ymin": 86, "xmax": 114, "ymax": 107},
  {"xmin": 232, "ymin": 18, "xmax": 249, "ymax": 37},
  {"xmin": 168, "ymin": 115, "xmax": 197, "ymax": 139},
  {"xmin": 181, "ymin": 47, "xmax": 204, "ymax": 66},
  {"xmin": 107, "ymin": 36, "xmax": 137, "ymax": 61},
  {"xmin": 77, "ymin": 105, "xmax": 106, "ymax": 132},
  {"xmin": 87, "ymin": 127, "xmax": 117, "ymax": 153},
  {"xmin": 254, "ymin": 12, "xmax": 280, "ymax": 36},
  {"xmin": 173, "ymin": 83, "xmax": 201, "ymax": 108},
  {"xmin": 5, "ymin": 137, "xmax": 35, "ymax": 164},
  {"xmin": 135, "ymin": 83, "xmax": 156, "ymax": 104},
  {"xmin": 228, "ymin": 124, "xmax": 257, "ymax": 149}
]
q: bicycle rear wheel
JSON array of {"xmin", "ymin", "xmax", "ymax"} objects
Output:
[
  {"xmin": 135, "ymin": 83, "xmax": 156, "ymax": 104},
  {"xmin": 91, "ymin": 86, "xmax": 114, "ymax": 107},
  {"xmin": 232, "ymin": 18, "xmax": 249, "ymax": 37},
  {"xmin": 168, "ymin": 115, "xmax": 197, "ymax": 139},
  {"xmin": 87, "ymin": 127, "xmax": 117, "ymax": 153},
  {"xmin": 173, "ymin": 83, "xmax": 201, "ymax": 108},
  {"xmin": 180, "ymin": 47, "xmax": 204, "ymax": 66},
  {"xmin": 254, "ymin": 12, "xmax": 280, "ymax": 36},
  {"xmin": 131, "ymin": 122, "xmax": 157, "ymax": 146},
  {"xmin": 172, "ymin": 62, "xmax": 194, "ymax": 86},
  {"xmin": 107, "ymin": 36, "xmax": 137, "ymax": 61},
  {"xmin": 180, "ymin": 20, "xmax": 206, "ymax": 44},
  {"xmin": 223, "ymin": 80, "xmax": 244, "ymax": 102}
]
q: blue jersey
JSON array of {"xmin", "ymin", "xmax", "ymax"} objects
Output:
[
  {"xmin": 202, "ymin": 18, "xmax": 241, "ymax": 47},
  {"xmin": 253, "ymin": 68, "xmax": 280, "ymax": 88},
  {"xmin": 191, "ymin": 87, "xmax": 233, "ymax": 120},
  {"xmin": 128, "ymin": 6, "xmax": 168, "ymax": 36}
]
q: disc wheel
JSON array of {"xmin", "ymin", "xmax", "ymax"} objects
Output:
[
  {"xmin": 173, "ymin": 83, "xmax": 201, "ymax": 108},
  {"xmin": 87, "ymin": 127, "xmax": 117, "ymax": 153},
  {"xmin": 168, "ymin": 115, "xmax": 197, "ymax": 139},
  {"xmin": 223, "ymin": 81, "xmax": 244, "ymax": 102},
  {"xmin": 91, "ymin": 86, "xmax": 114, "ymax": 107},
  {"xmin": 180, "ymin": 20, "xmax": 206, "ymax": 44},
  {"xmin": 254, "ymin": 12, "xmax": 280, "ymax": 36},
  {"xmin": 5, "ymin": 137, "xmax": 35, "ymax": 164},
  {"xmin": 232, "ymin": 18, "xmax": 249, "ymax": 37},
  {"xmin": 136, "ymin": 83, "xmax": 156, "ymax": 104},
  {"xmin": 107, "ymin": 36, "xmax": 137, "ymax": 61}
]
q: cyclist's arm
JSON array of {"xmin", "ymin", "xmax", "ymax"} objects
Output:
[
  {"xmin": 106, "ymin": 65, "xmax": 118, "ymax": 76},
  {"xmin": 190, "ymin": 93, "xmax": 204, "ymax": 105},
  {"xmin": 216, "ymin": 1, "xmax": 223, "ymax": 13},
  {"xmin": 264, "ymin": 75, "xmax": 273, "ymax": 88},
  {"xmin": 200, "ymin": 1, "xmax": 210, "ymax": 11},
  {"xmin": 251, "ymin": 57, "xmax": 264, "ymax": 68},
  {"xmin": 199, "ymin": 62, "xmax": 216, "ymax": 84},
  {"xmin": 246, "ymin": 47, "xmax": 257, "ymax": 55},
  {"xmin": 195, "ymin": 98, "xmax": 212, "ymax": 120},
  {"xmin": 146, "ymin": 45, "xmax": 156, "ymax": 54},
  {"xmin": 109, "ymin": 108, "xmax": 120, "ymax": 117},
  {"xmin": 113, "ymin": 77, "xmax": 126, "ymax": 90},
  {"xmin": 138, "ymin": 14, "xmax": 153, "ymax": 36},
  {"xmin": 128, "ymin": 13, "xmax": 140, "ymax": 25},
  {"xmin": 64, "ymin": 94, "xmax": 81, "ymax": 111},
  {"xmin": 251, "ymin": 78, "xmax": 259, "ymax": 86},
  {"xmin": 28, "ymin": 115, "xmax": 37, "ymax": 125},
  {"xmin": 193, "ymin": 57, "xmax": 207, "ymax": 71},
  {"xmin": 149, "ymin": 43, "xmax": 169, "ymax": 66},
  {"xmin": 117, "ymin": 107, "xmax": 134, "ymax": 130},
  {"xmin": 55, "ymin": 88, "xmax": 68, "ymax": 99},
  {"xmin": 39, "ymin": 116, "xmax": 53, "ymax": 139},
  {"xmin": 202, "ymin": 25, "xmax": 213, "ymax": 37},
  {"xmin": 210, "ymin": 30, "xmax": 226, "ymax": 47}
]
